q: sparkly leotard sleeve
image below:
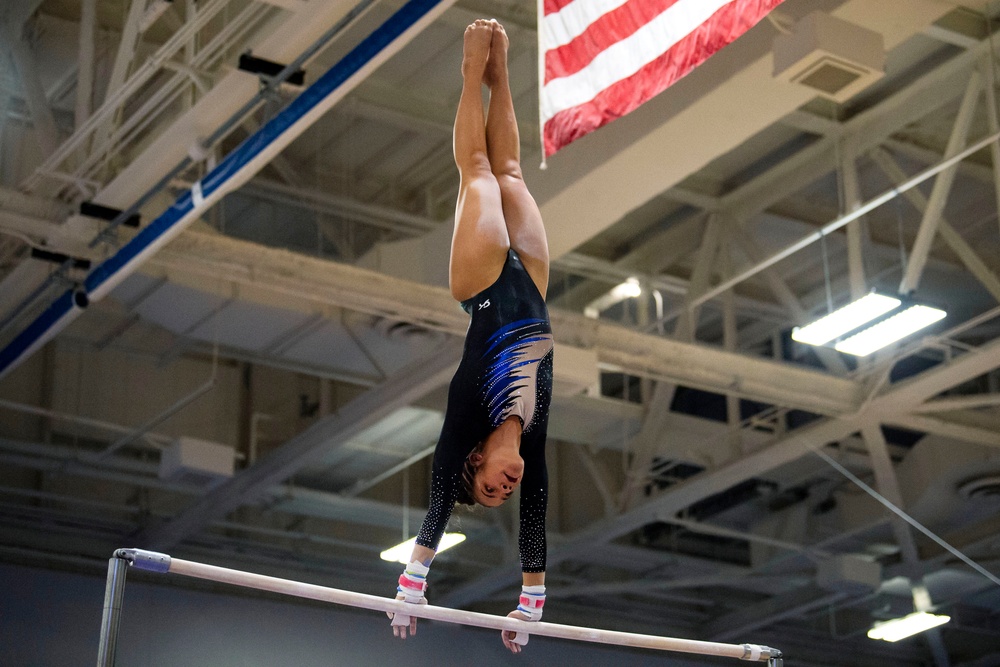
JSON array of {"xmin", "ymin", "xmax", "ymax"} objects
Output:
[{"xmin": 415, "ymin": 250, "xmax": 553, "ymax": 573}]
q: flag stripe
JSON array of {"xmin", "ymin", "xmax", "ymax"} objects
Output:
[
  {"xmin": 541, "ymin": 0, "xmax": 735, "ymax": 123},
  {"xmin": 542, "ymin": 0, "xmax": 784, "ymax": 156},
  {"xmin": 545, "ymin": 0, "xmax": 686, "ymax": 84},
  {"xmin": 542, "ymin": 0, "xmax": 578, "ymax": 15},
  {"xmin": 542, "ymin": 0, "xmax": 634, "ymax": 49}
]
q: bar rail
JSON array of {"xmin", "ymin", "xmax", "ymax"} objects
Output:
[{"xmin": 103, "ymin": 548, "xmax": 782, "ymax": 665}]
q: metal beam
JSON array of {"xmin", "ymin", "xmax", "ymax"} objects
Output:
[
  {"xmin": 552, "ymin": 212, "xmax": 706, "ymax": 311},
  {"xmin": 675, "ymin": 214, "xmax": 724, "ymax": 341},
  {"xmin": 693, "ymin": 130, "xmax": 1000, "ymax": 311},
  {"xmin": 137, "ymin": 341, "xmax": 463, "ymax": 550},
  {"xmin": 438, "ymin": 415, "xmax": 860, "ymax": 608},
  {"xmin": 911, "ymin": 393, "xmax": 1000, "ymax": 412},
  {"xmin": 621, "ymin": 215, "xmax": 726, "ymax": 506},
  {"xmin": 152, "ymin": 231, "xmax": 865, "ymax": 416},
  {"xmin": 536, "ymin": 0, "xmax": 955, "ymax": 260},
  {"xmin": 870, "ymin": 148, "xmax": 1000, "ymax": 303},
  {"xmin": 5, "ymin": 31, "xmax": 59, "ymax": 157},
  {"xmin": 870, "ymin": 335, "xmax": 1000, "ymax": 410},
  {"xmin": 75, "ymin": 0, "xmax": 96, "ymax": 130},
  {"xmin": 730, "ymin": 225, "xmax": 848, "ymax": 375},
  {"xmin": 983, "ymin": 57, "xmax": 1000, "ymax": 240},
  {"xmin": 899, "ymin": 71, "xmax": 982, "ymax": 294},
  {"xmin": 560, "ymin": 22, "xmax": 996, "ymax": 325},
  {"xmin": 860, "ymin": 421, "xmax": 921, "ymax": 566},
  {"xmin": 439, "ymin": 334, "xmax": 1000, "ymax": 607},
  {"xmin": 840, "ymin": 135, "xmax": 867, "ymax": 299},
  {"xmin": 706, "ymin": 584, "xmax": 847, "ymax": 642},
  {"xmin": 888, "ymin": 413, "xmax": 1000, "ymax": 448},
  {"xmin": 93, "ymin": 0, "xmax": 148, "ymax": 151}
]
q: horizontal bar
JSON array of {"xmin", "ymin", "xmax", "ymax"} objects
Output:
[{"xmin": 119, "ymin": 549, "xmax": 779, "ymax": 661}]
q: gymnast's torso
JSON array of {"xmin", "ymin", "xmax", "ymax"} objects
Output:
[{"xmin": 416, "ymin": 249, "xmax": 553, "ymax": 572}]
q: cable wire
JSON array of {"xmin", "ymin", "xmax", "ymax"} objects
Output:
[{"xmin": 810, "ymin": 445, "xmax": 1000, "ymax": 589}]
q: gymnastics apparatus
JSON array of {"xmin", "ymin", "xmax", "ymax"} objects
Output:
[{"xmin": 96, "ymin": 548, "xmax": 783, "ymax": 666}]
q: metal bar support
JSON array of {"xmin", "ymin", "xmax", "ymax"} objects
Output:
[
  {"xmin": 101, "ymin": 548, "xmax": 782, "ymax": 663},
  {"xmin": 95, "ymin": 552, "xmax": 129, "ymax": 667}
]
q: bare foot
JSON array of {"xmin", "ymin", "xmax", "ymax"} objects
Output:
[
  {"xmin": 484, "ymin": 19, "xmax": 509, "ymax": 89},
  {"xmin": 462, "ymin": 19, "xmax": 493, "ymax": 81}
]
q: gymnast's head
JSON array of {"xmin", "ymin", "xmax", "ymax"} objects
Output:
[{"xmin": 457, "ymin": 419, "xmax": 524, "ymax": 507}]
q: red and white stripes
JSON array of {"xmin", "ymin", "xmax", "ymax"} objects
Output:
[{"xmin": 539, "ymin": 0, "xmax": 786, "ymax": 158}]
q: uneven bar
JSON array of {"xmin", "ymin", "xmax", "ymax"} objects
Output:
[{"xmin": 115, "ymin": 548, "xmax": 782, "ymax": 664}]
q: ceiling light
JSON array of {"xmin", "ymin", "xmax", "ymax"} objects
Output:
[
  {"xmin": 835, "ymin": 304, "xmax": 946, "ymax": 356},
  {"xmin": 585, "ymin": 278, "xmax": 642, "ymax": 318},
  {"xmin": 867, "ymin": 611, "xmax": 950, "ymax": 642},
  {"xmin": 792, "ymin": 293, "xmax": 900, "ymax": 345},
  {"xmin": 379, "ymin": 533, "xmax": 466, "ymax": 564},
  {"xmin": 611, "ymin": 277, "xmax": 642, "ymax": 299}
]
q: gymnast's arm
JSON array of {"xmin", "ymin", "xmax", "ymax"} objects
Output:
[
  {"xmin": 389, "ymin": 416, "xmax": 465, "ymax": 638},
  {"xmin": 502, "ymin": 428, "xmax": 549, "ymax": 653}
]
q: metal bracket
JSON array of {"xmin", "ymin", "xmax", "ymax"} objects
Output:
[
  {"xmin": 115, "ymin": 547, "xmax": 172, "ymax": 573},
  {"xmin": 741, "ymin": 644, "xmax": 783, "ymax": 664}
]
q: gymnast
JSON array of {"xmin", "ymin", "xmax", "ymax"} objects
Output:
[{"xmin": 388, "ymin": 19, "xmax": 553, "ymax": 654}]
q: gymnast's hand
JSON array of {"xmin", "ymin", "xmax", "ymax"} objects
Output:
[
  {"xmin": 501, "ymin": 610, "xmax": 530, "ymax": 653},
  {"xmin": 388, "ymin": 592, "xmax": 426, "ymax": 639},
  {"xmin": 389, "ymin": 560, "xmax": 429, "ymax": 639},
  {"xmin": 503, "ymin": 584, "xmax": 545, "ymax": 652}
]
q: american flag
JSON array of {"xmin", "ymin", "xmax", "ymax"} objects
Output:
[{"xmin": 539, "ymin": 0, "xmax": 787, "ymax": 159}]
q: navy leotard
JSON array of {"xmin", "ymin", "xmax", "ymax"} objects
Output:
[{"xmin": 415, "ymin": 250, "xmax": 553, "ymax": 573}]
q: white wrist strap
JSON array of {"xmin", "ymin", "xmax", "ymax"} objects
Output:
[
  {"xmin": 517, "ymin": 584, "xmax": 546, "ymax": 622},
  {"xmin": 397, "ymin": 561, "xmax": 429, "ymax": 604}
]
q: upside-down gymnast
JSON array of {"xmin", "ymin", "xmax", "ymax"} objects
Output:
[{"xmin": 388, "ymin": 19, "xmax": 553, "ymax": 654}]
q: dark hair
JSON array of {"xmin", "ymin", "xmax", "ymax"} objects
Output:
[{"xmin": 456, "ymin": 444, "xmax": 484, "ymax": 506}]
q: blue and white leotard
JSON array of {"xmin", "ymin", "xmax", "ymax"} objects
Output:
[{"xmin": 416, "ymin": 249, "xmax": 553, "ymax": 573}]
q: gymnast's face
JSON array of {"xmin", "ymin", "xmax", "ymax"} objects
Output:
[{"xmin": 469, "ymin": 449, "xmax": 524, "ymax": 507}]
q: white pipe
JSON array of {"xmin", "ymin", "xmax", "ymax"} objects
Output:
[
  {"xmin": 23, "ymin": 0, "xmax": 234, "ymax": 189},
  {"xmin": 899, "ymin": 71, "xmax": 983, "ymax": 295},
  {"xmin": 132, "ymin": 554, "xmax": 781, "ymax": 662},
  {"xmin": 0, "ymin": 398, "xmax": 171, "ymax": 447},
  {"xmin": 910, "ymin": 393, "xmax": 1000, "ymax": 413},
  {"xmin": 91, "ymin": 376, "xmax": 216, "ymax": 462},
  {"xmin": 91, "ymin": 343, "xmax": 219, "ymax": 462}
]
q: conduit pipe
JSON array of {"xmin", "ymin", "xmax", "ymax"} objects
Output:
[
  {"xmin": 0, "ymin": 398, "xmax": 172, "ymax": 447},
  {"xmin": 86, "ymin": 341, "xmax": 219, "ymax": 464},
  {"xmin": 0, "ymin": 0, "xmax": 455, "ymax": 381}
]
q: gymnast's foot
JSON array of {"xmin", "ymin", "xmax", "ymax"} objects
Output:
[
  {"xmin": 483, "ymin": 19, "xmax": 508, "ymax": 89},
  {"xmin": 462, "ymin": 19, "xmax": 492, "ymax": 82}
]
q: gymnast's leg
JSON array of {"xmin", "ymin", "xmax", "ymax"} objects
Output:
[
  {"xmin": 484, "ymin": 20, "xmax": 549, "ymax": 298},
  {"xmin": 449, "ymin": 19, "xmax": 511, "ymax": 303}
]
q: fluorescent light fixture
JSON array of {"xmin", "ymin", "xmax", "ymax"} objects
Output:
[
  {"xmin": 792, "ymin": 293, "xmax": 901, "ymax": 345},
  {"xmin": 611, "ymin": 277, "xmax": 642, "ymax": 300},
  {"xmin": 379, "ymin": 533, "xmax": 466, "ymax": 564},
  {"xmin": 867, "ymin": 612, "xmax": 950, "ymax": 642},
  {"xmin": 835, "ymin": 305, "xmax": 946, "ymax": 356}
]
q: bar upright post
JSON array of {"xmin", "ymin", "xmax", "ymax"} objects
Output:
[{"xmin": 96, "ymin": 552, "xmax": 129, "ymax": 667}]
